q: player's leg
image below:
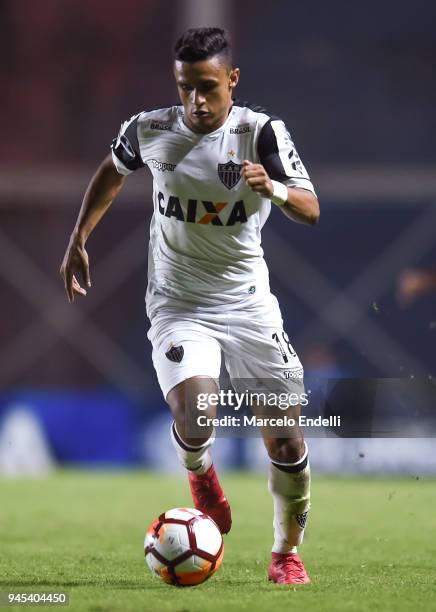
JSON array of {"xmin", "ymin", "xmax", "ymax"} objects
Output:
[
  {"xmin": 167, "ymin": 376, "xmax": 232, "ymax": 534},
  {"xmin": 257, "ymin": 403, "xmax": 311, "ymax": 584},
  {"xmin": 147, "ymin": 315, "xmax": 231, "ymax": 533},
  {"xmin": 223, "ymin": 296, "xmax": 310, "ymax": 581},
  {"xmin": 168, "ymin": 375, "xmax": 216, "ymax": 475}
]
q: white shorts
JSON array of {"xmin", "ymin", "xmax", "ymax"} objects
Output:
[{"xmin": 147, "ymin": 293, "xmax": 304, "ymax": 400}]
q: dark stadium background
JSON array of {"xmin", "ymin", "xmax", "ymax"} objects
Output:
[{"xmin": 0, "ymin": 0, "xmax": 435, "ymax": 473}]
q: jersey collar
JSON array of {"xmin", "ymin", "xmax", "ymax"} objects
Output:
[{"xmin": 177, "ymin": 104, "xmax": 236, "ymax": 138}]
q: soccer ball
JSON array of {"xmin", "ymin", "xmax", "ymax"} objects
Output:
[{"xmin": 144, "ymin": 508, "xmax": 224, "ymax": 586}]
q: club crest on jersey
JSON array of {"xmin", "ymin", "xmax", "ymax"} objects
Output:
[
  {"xmin": 218, "ymin": 160, "xmax": 243, "ymax": 190},
  {"xmin": 165, "ymin": 345, "xmax": 184, "ymax": 363}
]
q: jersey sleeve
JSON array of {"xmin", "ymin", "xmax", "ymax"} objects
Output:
[
  {"xmin": 257, "ymin": 118, "xmax": 316, "ymax": 195},
  {"xmin": 111, "ymin": 113, "xmax": 146, "ymax": 175}
]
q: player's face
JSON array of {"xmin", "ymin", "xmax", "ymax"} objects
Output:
[{"xmin": 174, "ymin": 56, "xmax": 239, "ymax": 134}]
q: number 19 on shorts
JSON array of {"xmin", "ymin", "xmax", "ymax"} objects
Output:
[{"xmin": 272, "ymin": 331, "xmax": 297, "ymax": 364}]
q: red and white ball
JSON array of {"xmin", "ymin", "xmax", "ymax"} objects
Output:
[{"xmin": 144, "ymin": 508, "xmax": 224, "ymax": 586}]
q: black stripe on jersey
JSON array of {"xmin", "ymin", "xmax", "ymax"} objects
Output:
[
  {"xmin": 232, "ymin": 99, "xmax": 295, "ymax": 182},
  {"xmin": 232, "ymin": 98, "xmax": 279, "ymax": 120},
  {"xmin": 111, "ymin": 114, "xmax": 145, "ymax": 171},
  {"xmin": 257, "ymin": 118, "xmax": 290, "ymax": 182}
]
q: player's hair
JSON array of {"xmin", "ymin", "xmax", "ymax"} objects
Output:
[{"xmin": 174, "ymin": 27, "xmax": 232, "ymax": 65}]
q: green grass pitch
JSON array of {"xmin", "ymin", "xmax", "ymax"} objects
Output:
[{"xmin": 1, "ymin": 471, "xmax": 436, "ymax": 611}]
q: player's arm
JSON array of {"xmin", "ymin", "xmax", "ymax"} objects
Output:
[
  {"xmin": 244, "ymin": 117, "xmax": 319, "ymax": 225},
  {"xmin": 60, "ymin": 112, "xmax": 145, "ymax": 302},
  {"xmin": 60, "ymin": 154, "xmax": 126, "ymax": 302},
  {"xmin": 242, "ymin": 160, "xmax": 319, "ymax": 225}
]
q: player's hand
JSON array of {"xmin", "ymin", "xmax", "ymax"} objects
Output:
[
  {"xmin": 60, "ymin": 236, "xmax": 91, "ymax": 303},
  {"xmin": 242, "ymin": 160, "xmax": 274, "ymax": 198}
]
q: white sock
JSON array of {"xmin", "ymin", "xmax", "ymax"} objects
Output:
[
  {"xmin": 170, "ymin": 421, "xmax": 214, "ymax": 475},
  {"xmin": 268, "ymin": 442, "xmax": 311, "ymax": 554}
]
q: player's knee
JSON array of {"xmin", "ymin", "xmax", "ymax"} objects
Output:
[
  {"xmin": 266, "ymin": 436, "xmax": 305, "ymax": 463},
  {"xmin": 167, "ymin": 381, "xmax": 216, "ymax": 444},
  {"xmin": 167, "ymin": 387, "xmax": 187, "ymax": 428}
]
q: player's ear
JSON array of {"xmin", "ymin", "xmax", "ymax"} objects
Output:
[{"xmin": 229, "ymin": 67, "xmax": 240, "ymax": 90}]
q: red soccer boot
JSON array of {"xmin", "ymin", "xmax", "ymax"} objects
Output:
[
  {"xmin": 268, "ymin": 552, "xmax": 310, "ymax": 584},
  {"xmin": 188, "ymin": 464, "xmax": 232, "ymax": 534}
]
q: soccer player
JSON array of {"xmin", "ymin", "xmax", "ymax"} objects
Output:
[{"xmin": 60, "ymin": 27, "xmax": 320, "ymax": 585}]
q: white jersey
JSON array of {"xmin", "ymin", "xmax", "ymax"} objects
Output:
[{"xmin": 111, "ymin": 101, "xmax": 316, "ymax": 319}]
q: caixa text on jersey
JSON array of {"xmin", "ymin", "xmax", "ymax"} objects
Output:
[{"xmin": 157, "ymin": 192, "xmax": 248, "ymax": 226}]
